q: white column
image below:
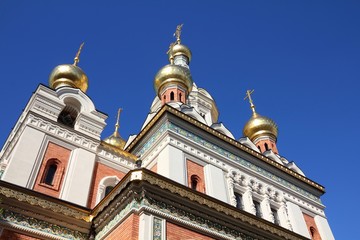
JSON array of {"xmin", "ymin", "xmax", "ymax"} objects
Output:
[
  {"xmin": 314, "ymin": 215, "xmax": 335, "ymax": 240},
  {"xmin": 286, "ymin": 201, "xmax": 311, "ymax": 238},
  {"xmin": 226, "ymin": 174, "xmax": 236, "ymax": 207},
  {"xmin": 157, "ymin": 145, "xmax": 186, "ymax": 185},
  {"xmin": 2, "ymin": 126, "xmax": 45, "ymax": 187},
  {"xmin": 243, "ymin": 186, "xmax": 255, "ymax": 214},
  {"xmin": 138, "ymin": 213, "xmax": 152, "ymax": 240},
  {"xmin": 204, "ymin": 164, "xmax": 227, "ymax": 202},
  {"xmin": 278, "ymin": 201, "xmax": 292, "ymax": 230},
  {"xmin": 260, "ymin": 195, "xmax": 273, "ymax": 222},
  {"xmin": 60, "ymin": 148, "xmax": 96, "ymax": 206}
]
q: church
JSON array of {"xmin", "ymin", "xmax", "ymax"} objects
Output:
[{"xmin": 0, "ymin": 25, "xmax": 334, "ymax": 239}]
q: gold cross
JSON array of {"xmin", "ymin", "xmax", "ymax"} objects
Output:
[
  {"xmin": 244, "ymin": 89, "xmax": 256, "ymax": 113},
  {"xmin": 73, "ymin": 42, "xmax": 85, "ymax": 66},
  {"xmin": 174, "ymin": 24, "xmax": 184, "ymax": 43}
]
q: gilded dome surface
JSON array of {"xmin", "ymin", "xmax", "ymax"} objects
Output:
[
  {"xmin": 104, "ymin": 132, "xmax": 126, "ymax": 150},
  {"xmin": 243, "ymin": 113, "xmax": 278, "ymax": 142},
  {"xmin": 154, "ymin": 64, "xmax": 193, "ymax": 96},
  {"xmin": 170, "ymin": 43, "xmax": 192, "ymax": 62},
  {"xmin": 49, "ymin": 64, "xmax": 88, "ymax": 93}
]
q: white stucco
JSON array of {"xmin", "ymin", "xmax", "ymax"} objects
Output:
[
  {"xmin": 60, "ymin": 148, "xmax": 96, "ymax": 206},
  {"xmin": 157, "ymin": 145, "xmax": 186, "ymax": 185},
  {"xmin": 286, "ymin": 201, "xmax": 311, "ymax": 238},
  {"xmin": 314, "ymin": 215, "xmax": 335, "ymax": 240},
  {"xmin": 2, "ymin": 126, "xmax": 45, "ymax": 187},
  {"xmin": 204, "ymin": 164, "xmax": 228, "ymax": 202}
]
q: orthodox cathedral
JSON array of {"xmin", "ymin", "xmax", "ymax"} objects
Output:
[{"xmin": 0, "ymin": 25, "xmax": 334, "ymax": 239}]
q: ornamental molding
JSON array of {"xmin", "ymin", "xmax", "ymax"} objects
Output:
[
  {"xmin": 0, "ymin": 207, "xmax": 88, "ymax": 239},
  {"xmin": 0, "ymin": 186, "xmax": 90, "ymax": 222},
  {"xmin": 93, "ymin": 169, "xmax": 308, "ymax": 240},
  {"xmin": 133, "ymin": 120, "xmax": 322, "ymax": 204},
  {"xmin": 126, "ymin": 106, "xmax": 324, "ymax": 193}
]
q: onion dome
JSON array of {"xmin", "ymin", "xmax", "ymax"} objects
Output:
[
  {"xmin": 169, "ymin": 43, "xmax": 192, "ymax": 62},
  {"xmin": 154, "ymin": 64, "xmax": 193, "ymax": 98},
  {"xmin": 103, "ymin": 108, "xmax": 126, "ymax": 150},
  {"xmin": 243, "ymin": 112, "xmax": 278, "ymax": 142},
  {"xmin": 243, "ymin": 90, "xmax": 278, "ymax": 142},
  {"xmin": 49, "ymin": 43, "xmax": 89, "ymax": 93}
]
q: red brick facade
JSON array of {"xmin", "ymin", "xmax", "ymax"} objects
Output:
[
  {"xmin": 33, "ymin": 142, "xmax": 71, "ymax": 198},
  {"xmin": 186, "ymin": 159, "xmax": 205, "ymax": 193},
  {"xmin": 303, "ymin": 213, "xmax": 321, "ymax": 240},
  {"xmin": 105, "ymin": 213, "xmax": 139, "ymax": 240},
  {"xmin": 88, "ymin": 162, "xmax": 126, "ymax": 208},
  {"xmin": 1, "ymin": 229, "xmax": 39, "ymax": 240},
  {"xmin": 167, "ymin": 221, "xmax": 214, "ymax": 240}
]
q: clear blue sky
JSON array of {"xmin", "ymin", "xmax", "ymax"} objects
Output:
[{"xmin": 1, "ymin": 1, "xmax": 359, "ymax": 238}]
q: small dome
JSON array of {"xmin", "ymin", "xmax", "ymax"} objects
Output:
[
  {"xmin": 103, "ymin": 131, "xmax": 126, "ymax": 150},
  {"xmin": 243, "ymin": 112, "xmax": 278, "ymax": 142},
  {"xmin": 154, "ymin": 64, "xmax": 193, "ymax": 97},
  {"xmin": 49, "ymin": 64, "xmax": 88, "ymax": 93},
  {"xmin": 170, "ymin": 43, "xmax": 192, "ymax": 62}
]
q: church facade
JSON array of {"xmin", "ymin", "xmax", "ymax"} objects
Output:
[{"xmin": 0, "ymin": 26, "xmax": 334, "ymax": 239}]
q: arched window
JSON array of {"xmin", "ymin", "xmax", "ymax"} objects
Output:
[
  {"xmin": 58, "ymin": 105, "xmax": 78, "ymax": 128},
  {"xmin": 179, "ymin": 93, "xmax": 182, "ymax": 102},
  {"xmin": 170, "ymin": 91, "xmax": 175, "ymax": 101},
  {"xmin": 96, "ymin": 176, "xmax": 120, "ymax": 204},
  {"xmin": 190, "ymin": 175, "xmax": 200, "ymax": 191},
  {"xmin": 234, "ymin": 192, "xmax": 243, "ymax": 210},
  {"xmin": 163, "ymin": 95, "xmax": 166, "ymax": 101},
  {"xmin": 105, "ymin": 186, "xmax": 114, "ymax": 196},
  {"xmin": 271, "ymin": 208, "xmax": 280, "ymax": 225},
  {"xmin": 253, "ymin": 200, "xmax": 262, "ymax": 217},
  {"xmin": 44, "ymin": 164, "xmax": 57, "ymax": 185},
  {"xmin": 257, "ymin": 146, "xmax": 261, "ymax": 152},
  {"xmin": 264, "ymin": 143, "xmax": 269, "ymax": 151}
]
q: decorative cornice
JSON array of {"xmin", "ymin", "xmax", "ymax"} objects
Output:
[
  {"xmin": 125, "ymin": 105, "xmax": 325, "ymax": 193},
  {"xmin": 93, "ymin": 169, "xmax": 308, "ymax": 240},
  {"xmin": 0, "ymin": 184, "xmax": 90, "ymax": 222}
]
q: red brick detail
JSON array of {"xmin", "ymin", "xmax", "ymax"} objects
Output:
[
  {"xmin": 33, "ymin": 142, "xmax": 71, "ymax": 198},
  {"xmin": 105, "ymin": 213, "xmax": 139, "ymax": 240},
  {"xmin": 186, "ymin": 160, "xmax": 205, "ymax": 193},
  {"xmin": 161, "ymin": 88, "xmax": 186, "ymax": 105},
  {"xmin": 87, "ymin": 162, "xmax": 126, "ymax": 208},
  {"xmin": 303, "ymin": 213, "xmax": 322, "ymax": 240},
  {"xmin": 166, "ymin": 221, "xmax": 214, "ymax": 240},
  {"xmin": 1, "ymin": 229, "xmax": 40, "ymax": 239},
  {"xmin": 150, "ymin": 163, "xmax": 157, "ymax": 173},
  {"xmin": 255, "ymin": 139, "xmax": 278, "ymax": 154}
]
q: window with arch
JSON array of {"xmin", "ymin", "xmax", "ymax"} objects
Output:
[
  {"xmin": 190, "ymin": 175, "xmax": 200, "ymax": 191},
  {"xmin": 170, "ymin": 91, "xmax": 175, "ymax": 101},
  {"xmin": 264, "ymin": 143, "xmax": 269, "ymax": 151},
  {"xmin": 44, "ymin": 163, "xmax": 57, "ymax": 185},
  {"xmin": 58, "ymin": 105, "xmax": 78, "ymax": 128},
  {"xmin": 234, "ymin": 192, "xmax": 243, "ymax": 210},
  {"xmin": 40, "ymin": 158, "xmax": 64, "ymax": 190},
  {"xmin": 309, "ymin": 226, "xmax": 321, "ymax": 240},
  {"xmin": 253, "ymin": 200, "xmax": 262, "ymax": 218},
  {"xmin": 179, "ymin": 93, "xmax": 182, "ymax": 102},
  {"xmin": 271, "ymin": 208, "xmax": 280, "ymax": 225},
  {"xmin": 96, "ymin": 176, "xmax": 120, "ymax": 204}
]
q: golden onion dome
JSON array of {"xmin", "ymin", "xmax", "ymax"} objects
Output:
[
  {"xmin": 154, "ymin": 64, "xmax": 193, "ymax": 97},
  {"xmin": 243, "ymin": 112, "xmax": 278, "ymax": 142},
  {"xmin": 103, "ymin": 131, "xmax": 126, "ymax": 150},
  {"xmin": 103, "ymin": 108, "xmax": 126, "ymax": 150},
  {"xmin": 49, "ymin": 64, "xmax": 88, "ymax": 93},
  {"xmin": 170, "ymin": 43, "xmax": 192, "ymax": 62}
]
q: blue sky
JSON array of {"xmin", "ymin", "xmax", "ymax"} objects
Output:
[{"xmin": 1, "ymin": 1, "xmax": 359, "ymax": 238}]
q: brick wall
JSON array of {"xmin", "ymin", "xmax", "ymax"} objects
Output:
[
  {"xmin": 33, "ymin": 142, "xmax": 71, "ymax": 198},
  {"xmin": 104, "ymin": 213, "xmax": 139, "ymax": 240},
  {"xmin": 1, "ymin": 229, "xmax": 40, "ymax": 240},
  {"xmin": 303, "ymin": 213, "xmax": 321, "ymax": 240},
  {"xmin": 186, "ymin": 159, "xmax": 205, "ymax": 193},
  {"xmin": 167, "ymin": 221, "xmax": 214, "ymax": 240},
  {"xmin": 87, "ymin": 162, "xmax": 126, "ymax": 208}
]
